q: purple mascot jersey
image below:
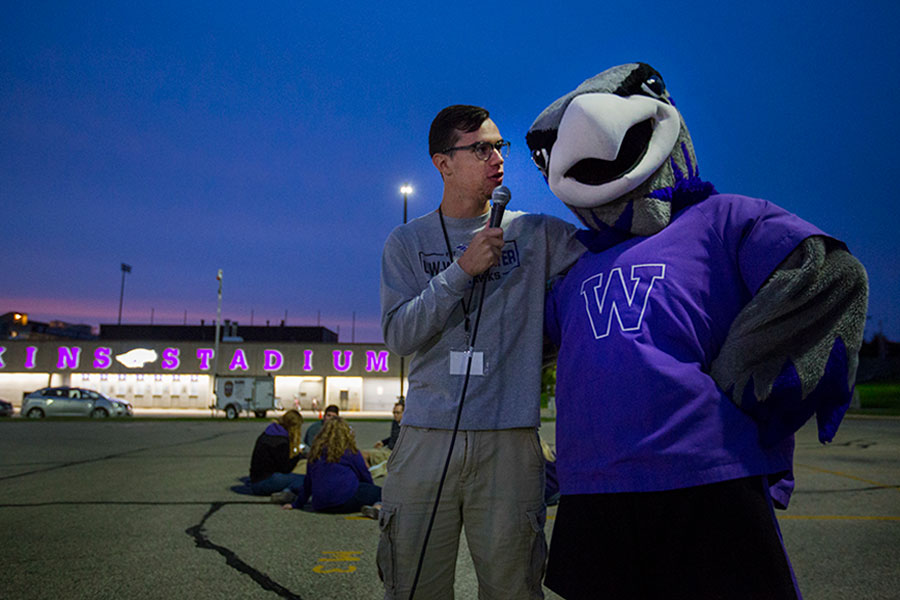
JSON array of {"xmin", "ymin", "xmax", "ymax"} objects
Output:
[{"xmin": 546, "ymin": 194, "xmax": 826, "ymax": 495}]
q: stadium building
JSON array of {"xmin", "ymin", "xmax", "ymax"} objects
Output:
[{"xmin": 0, "ymin": 316, "xmax": 404, "ymax": 414}]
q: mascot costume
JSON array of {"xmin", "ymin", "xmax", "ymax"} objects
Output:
[{"xmin": 526, "ymin": 63, "xmax": 868, "ymax": 599}]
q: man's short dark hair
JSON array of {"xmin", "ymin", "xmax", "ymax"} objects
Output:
[
  {"xmin": 429, "ymin": 105, "xmax": 490, "ymax": 157},
  {"xmin": 325, "ymin": 404, "xmax": 340, "ymax": 415}
]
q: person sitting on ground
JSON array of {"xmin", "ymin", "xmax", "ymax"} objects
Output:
[
  {"xmin": 363, "ymin": 401, "xmax": 404, "ymax": 473},
  {"xmin": 283, "ymin": 417, "xmax": 381, "ymax": 514},
  {"xmin": 302, "ymin": 404, "xmax": 339, "ymax": 449},
  {"xmin": 248, "ymin": 409, "xmax": 305, "ymax": 497},
  {"xmin": 376, "ymin": 401, "xmax": 404, "ymax": 451}
]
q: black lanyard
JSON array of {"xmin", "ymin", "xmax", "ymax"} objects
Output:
[{"xmin": 437, "ymin": 206, "xmax": 478, "ymax": 344}]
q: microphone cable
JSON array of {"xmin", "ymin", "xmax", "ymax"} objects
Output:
[
  {"xmin": 408, "ymin": 267, "xmax": 490, "ymax": 600},
  {"xmin": 408, "ymin": 187, "xmax": 508, "ymax": 599}
]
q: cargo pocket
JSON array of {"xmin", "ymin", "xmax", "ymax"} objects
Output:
[
  {"xmin": 376, "ymin": 502, "xmax": 399, "ymax": 592},
  {"xmin": 525, "ymin": 505, "xmax": 548, "ymax": 595}
]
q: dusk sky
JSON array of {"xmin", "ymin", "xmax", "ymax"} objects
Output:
[{"xmin": 2, "ymin": 2, "xmax": 898, "ymax": 343}]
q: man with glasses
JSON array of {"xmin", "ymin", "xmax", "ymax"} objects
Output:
[{"xmin": 377, "ymin": 105, "xmax": 584, "ymax": 599}]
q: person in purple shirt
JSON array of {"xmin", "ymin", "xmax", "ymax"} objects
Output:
[
  {"xmin": 527, "ymin": 63, "xmax": 868, "ymax": 599},
  {"xmin": 248, "ymin": 409, "xmax": 305, "ymax": 497},
  {"xmin": 281, "ymin": 417, "xmax": 381, "ymax": 514}
]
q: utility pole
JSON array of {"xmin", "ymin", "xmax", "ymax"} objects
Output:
[
  {"xmin": 213, "ymin": 269, "xmax": 223, "ymax": 405},
  {"xmin": 117, "ymin": 263, "xmax": 132, "ymax": 325}
]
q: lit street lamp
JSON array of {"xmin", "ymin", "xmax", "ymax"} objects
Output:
[{"xmin": 398, "ymin": 184, "xmax": 413, "ymax": 403}]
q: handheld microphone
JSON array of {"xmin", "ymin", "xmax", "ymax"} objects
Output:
[{"xmin": 489, "ymin": 185, "xmax": 511, "ymax": 228}]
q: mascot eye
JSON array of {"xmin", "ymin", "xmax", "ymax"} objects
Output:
[
  {"xmin": 641, "ymin": 76, "xmax": 666, "ymax": 98},
  {"xmin": 531, "ymin": 148, "xmax": 549, "ymax": 174}
]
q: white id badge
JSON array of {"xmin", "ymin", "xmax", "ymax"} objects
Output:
[{"xmin": 450, "ymin": 350, "xmax": 484, "ymax": 376}]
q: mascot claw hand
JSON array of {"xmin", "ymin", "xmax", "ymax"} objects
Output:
[{"xmin": 529, "ymin": 63, "xmax": 868, "ymax": 507}]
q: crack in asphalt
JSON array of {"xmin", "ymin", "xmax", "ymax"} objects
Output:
[
  {"xmin": 3, "ymin": 428, "xmax": 305, "ymax": 598},
  {"xmin": 0, "ymin": 500, "xmax": 264, "ymax": 508},
  {"xmin": 0, "ymin": 499, "xmax": 305, "ymax": 599},
  {"xmin": 186, "ymin": 502, "xmax": 305, "ymax": 600},
  {"xmin": 0, "ymin": 431, "xmax": 243, "ymax": 482},
  {"xmin": 827, "ymin": 438, "xmax": 879, "ymax": 449}
]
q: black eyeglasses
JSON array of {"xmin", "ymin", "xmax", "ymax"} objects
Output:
[{"xmin": 440, "ymin": 139, "xmax": 510, "ymax": 161}]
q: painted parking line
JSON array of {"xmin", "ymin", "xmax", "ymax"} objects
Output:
[
  {"xmin": 777, "ymin": 515, "xmax": 900, "ymax": 521},
  {"xmin": 795, "ymin": 462, "xmax": 900, "ymax": 492},
  {"xmin": 342, "ymin": 505, "xmax": 899, "ymax": 523},
  {"xmin": 782, "ymin": 463, "xmax": 900, "ymax": 521},
  {"xmin": 346, "ymin": 514, "xmax": 559, "ymax": 520},
  {"xmin": 313, "ymin": 550, "xmax": 362, "ymax": 574}
]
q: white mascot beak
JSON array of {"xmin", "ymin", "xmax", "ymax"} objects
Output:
[{"xmin": 548, "ymin": 92, "xmax": 681, "ymax": 208}]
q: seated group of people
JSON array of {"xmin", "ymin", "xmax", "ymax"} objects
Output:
[{"xmin": 247, "ymin": 402, "xmax": 405, "ymax": 515}]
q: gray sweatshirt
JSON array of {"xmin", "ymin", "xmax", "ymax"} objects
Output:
[{"xmin": 380, "ymin": 208, "xmax": 583, "ymax": 430}]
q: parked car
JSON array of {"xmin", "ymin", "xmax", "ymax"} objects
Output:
[
  {"xmin": 22, "ymin": 387, "xmax": 133, "ymax": 418},
  {"xmin": 0, "ymin": 399, "xmax": 13, "ymax": 417}
]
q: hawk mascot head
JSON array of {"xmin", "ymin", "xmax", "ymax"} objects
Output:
[{"xmin": 526, "ymin": 62, "xmax": 715, "ymax": 236}]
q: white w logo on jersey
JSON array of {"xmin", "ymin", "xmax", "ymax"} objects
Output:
[{"xmin": 579, "ymin": 264, "xmax": 666, "ymax": 339}]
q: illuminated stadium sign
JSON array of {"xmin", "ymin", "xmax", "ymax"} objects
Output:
[{"xmin": 0, "ymin": 343, "xmax": 393, "ymax": 376}]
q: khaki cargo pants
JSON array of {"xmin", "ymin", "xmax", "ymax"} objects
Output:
[{"xmin": 376, "ymin": 426, "xmax": 547, "ymax": 600}]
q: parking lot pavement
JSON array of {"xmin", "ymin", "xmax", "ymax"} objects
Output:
[{"xmin": 0, "ymin": 417, "xmax": 897, "ymax": 600}]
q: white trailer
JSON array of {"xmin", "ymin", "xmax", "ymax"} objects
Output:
[{"xmin": 214, "ymin": 376, "xmax": 277, "ymax": 419}]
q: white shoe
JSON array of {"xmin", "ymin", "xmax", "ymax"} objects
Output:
[{"xmin": 271, "ymin": 490, "xmax": 297, "ymax": 504}]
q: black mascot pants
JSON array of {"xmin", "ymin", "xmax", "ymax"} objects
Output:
[{"xmin": 544, "ymin": 476, "xmax": 799, "ymax": 599}]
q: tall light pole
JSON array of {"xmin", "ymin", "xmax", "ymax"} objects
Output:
[
  {"xmin": 117, "ymin": 263, "xmax": 132, "ymax": 325},
  {"xmin": 213, "ymin": 269, "xmax": 223, "ymax": 403},
  {"xmin": 398, "ymin": 184, "xmax": 413, "ymax": 403}
]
